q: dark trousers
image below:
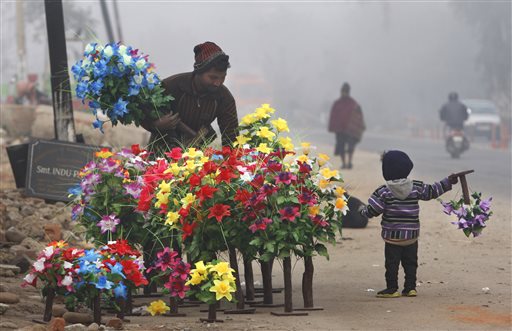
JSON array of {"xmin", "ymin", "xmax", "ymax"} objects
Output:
[
  {"xmin": 334, "ymin": 132, "xmax": 357, "ymax": 157},
  {"xmin": 384, "ymin": 241, "xmax": 418, "ymax": 290}
]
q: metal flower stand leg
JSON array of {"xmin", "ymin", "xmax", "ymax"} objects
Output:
[
  {"xmin": 251, "ymin": 257, "xmax": 284, "ymax": 308},
  {"xmin": 164, "ymin": 296, "xmax": 186, "ymax": 317},
  {"xmin": 295, "ymin": 255, "xmax": 323, "ymax": 311},
  {"xmin": 224, "ymin": 247, "xmax": 255, "ymax": 314},
  {"xmin": 43, "ymin": 287, "xmax": 56, "ymax": 322},
  {"xmin": 243, "ymin": 255, "xmax": 258, "ymax": 304},
  {"xmin": 92, "ymin": 293, "xmax": 102, "ymax": 324},
  {"xmin": 270, "ymin": 257, "xmax": 308, "ymax": 317},
  {"xmin": 200, "ymin": 303, "xmax": 224, "ymax": 323}
]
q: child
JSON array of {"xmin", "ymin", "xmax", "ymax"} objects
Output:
[{"xmin": 360, "ymin": 150, "xmax": 458, "ymax": 298}]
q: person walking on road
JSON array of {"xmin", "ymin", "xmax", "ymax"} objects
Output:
[
  {"xmin": 328, "ymin": 82, "xmax": 365, "ymax": 169},
  {"xmin": 360, "ymin": 150, "xmax": 458, "ymax": 298}
]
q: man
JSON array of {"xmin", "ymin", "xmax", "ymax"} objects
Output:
[
  {"xmin": 439, "ymin": 92, "xmax": 469, "ymax": 131},
  {"xmin": 328, "ymin": 82, "xmax": 366, "ymax": 169},
  {"xmin": 142, "ymin": 41, "xmax": 239, "ymax": 155}
]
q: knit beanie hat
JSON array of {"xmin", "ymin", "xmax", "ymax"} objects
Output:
[
  {"xmin": 382, "ymin": 150, "xmax": 414, "ymax": 181},
  {"xmin": 193, "ymin": 41, "xmax": 226, "ymax": 72}
]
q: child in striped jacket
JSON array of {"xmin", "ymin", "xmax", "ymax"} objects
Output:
[{"xmin": 360, "ymin": 150, "xmax": 458, "ymax": 298}]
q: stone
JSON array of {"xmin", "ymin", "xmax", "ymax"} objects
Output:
[
  {"xmin": 10, "ymin": 245, "xmax": 38, "ymax": 259},
  {"xmin": 20, "ymin": 237, "xmax": 46, "ymax": 251},
  {"xmin": 0, "ymin": 321, "xmax": 18, "ymax": 329},
  {"xmin": 63, "ymin": 312, "xmax": 93, "ymax": 325},
  {"xmin": 0, "ymin": 302, "xmax": 8, "ymax": 314},
  {"xmin": 44, "ymin": 223, "xmax": 62, "ymax": 241},
  {"xmin": 0, "ymin": 292, "xmax": 19, "ymax": 304},
  {"xmin": 0, "ymin": 269, "xmax": 15, "ymax": 277},
  {"xmin": 0, "ymin": 283, "xmax": 8, "ymax": 292},
  {"xmin": 48, "ymin": 317, "xmax": 66, "ymax": 331},
  {"xmin": 20, "ymin": 205, "xmax": 35, "ymax": 217},
  {"xmin": 17, "ymin": 325, "xmax": 48, "ymax": 331},
  {"xmin": 6, "ymin": 210, "xmax": 22, "ymax": 224},
  {"xmin": 87, "ymin": 323, "xmax": 100, "ymax": 331},
  {"xmin": 52, "ymin": 304, "xmax": 68, "ymax": 317},
  {"xmin": 106, "ymin": 317, "xmax": 123, "ymax": 330},
  {"xmin": 0, "ymin": 264, "xmax": 20, "ymax": 274},
  {"xmin": 0, "ymin": 229, "xmax": 6, "ymax": 241},
  {"xmin": 5, "ymin": 227, "xmax": 25, "ymax": 243},
  {"xmin": 64, "ymin": 324, "xmax": 88, "ymax": 331},
  {"xmin": 9, "ymin": 254, "xmax": 32, "ymax": 273}
]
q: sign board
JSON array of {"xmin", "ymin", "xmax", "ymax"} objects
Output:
[{"xmin": 25, "ymin": 139, "xmax": 103, "ymax": 201}]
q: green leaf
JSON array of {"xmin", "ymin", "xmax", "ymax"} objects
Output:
[{"xmin": 315, "ymin": 243, "xmax": 329, "ymax": 260}]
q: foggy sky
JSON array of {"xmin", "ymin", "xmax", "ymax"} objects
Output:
[{"xmin": 1, "ymin": 1, "xmax": 507, "ymax": 132}]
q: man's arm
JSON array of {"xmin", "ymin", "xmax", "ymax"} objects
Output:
[{"xmin": 217, "ymin": 89, "xmax": 239, "ymax": 146}]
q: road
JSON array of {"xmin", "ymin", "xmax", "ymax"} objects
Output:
[{"xmin": 303, "ymin": 130, "xmax": 511, "ymax": 200}]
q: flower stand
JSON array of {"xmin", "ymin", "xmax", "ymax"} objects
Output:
[
  {"xmin": 199, "ymin": 303, "xmax": 224, "ymax": 323},
  {"xmin": 43, "ymin": 287, "xmax": 56, "ymax": 322},
  {"xmin": 270, "ymin": 257, "xmax": 308, "ymax": 317},
  {"xmin": 224, "ymin": 247, "xmax": 255, "ymax": 314},
  {"xmin": 251, "ymin": 258, "xmax": 284, "ymax": 308},
  {"xmin": 242, "ymin": 255, "xmax": 257, "ymax": 304},
  {"xmin": 295, "ymin": 256, "xmax": 323, "ymax": 311},
  {"xmin": 92, "ymin": 294, "xmax": 102, "ymax": 324},
  {"xmin": 163, "ymin": 297, "xmax": 186, "ymax": 317},
  {"xmin": 452, "ymin": 170, "xmax": 475, "ymax": 203}
]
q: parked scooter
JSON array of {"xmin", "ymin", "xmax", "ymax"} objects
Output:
[{"xmin": 445, "ymin": 129, "xmax": 470, "ymax": 158}]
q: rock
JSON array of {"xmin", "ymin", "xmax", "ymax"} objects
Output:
[
  {"xmin": 63, "ymin": 312, "xmax": 93, "ymax": 325},
  {"xmin": 64, "ymin": 324, "xmax": 88, "ymax": 331},
  {"xmin": 0, "ymin": 269, "xmax": 15, "ymax": 277},
  {"xmin": 106, "ymin": 317, "xmax": 123, "ymax": 330},
  {"xmin": 0, "ymin": 302, "xmax": 8, "ymax": 314},
  {"xmin": 5, "ymin": 227, "xmax": 25, "ymax": 243},
  {"xmin": 0, "ymin": 229, "xmax": 6, "ymax": 241},
  {"xmin": 0, "ymin": 264, "xmax": 20, "ymax": 274},
  {"xmin": 44, "ymin": 223, "xmax": 62, "ymax": 241},
  {"xmin": 0, "ymin": 283, "xmax": 8, "ymax": 292},
  {"xmin": 0, "ymin": 321, "xmax": 18, "ymax": 329},
  {"xmin": 52, "ymin": 304, "xmax": 68, "ymax": 317},
  {"xmin": 20, "ymin": 204, "xmax": 35, "ymax": 217},
  {"xmin": 48, "ymin": 317, "xmax": 66, "ymax": 331},
  {"xmin": 6, "ymin": 210, "xmax": 22, "ymax": 225},
  {"xmin": 20, "ymin": 237, "xmax": 46, "ymax": 251},
  {"xmin": 9, "ymin": 254, "xmax": 32, "ymax": 273},
  {"xmin": 18, "ymin": 324, "xmax": 48, "ymax": 331},
  {"xmin": 10, "ymin": 245, "xmax": 38, "ymax": 259},
  {"xmin": 0, "ymin": 292, "xmax": 19, "ymax": 304},
  {"xmin": 87, "ymin": 323, "xmax": 100, "ymax": 331}
]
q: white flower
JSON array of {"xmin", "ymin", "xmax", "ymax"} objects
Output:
[
  {"xmin": 147, "ymin": 73, "xmax": 155, "ymax": 84},
  {"xmin": 34, "ymin": 258, "xmax": 46, "ymax": 272},
  {"xmin": 123, "ymin": 54, "xmax": 133, "ymax": 66},
  {"xmin": 24, "ymin": 273, "xmax": 36, "ymax": 284},
  {"xmin": 133, "ymin": 73, "xmax": 143, "ymax": 85},
  {"xmin": 240, "ymin": 172, "xmax": 254, "ymax": 182},
  {"xmin": 61, "ymin": 275, "xmax": 73, "ymax": 287},
  {"xmin": 135, "ymin": 58, "xmax": 147, "ymax": 70},
  {"xmin": 63, "ymin": 261, "xmax": 73, "ymax": 270},
  {"xmin": 118, "ymin": 45, "xmax": 127, "ymax": 55},
  {"xmin": 103, "ymin": 45, "xmax": 114, "ymax": 58},
  {"xmin": 84, "ymin": 43, "xmax": 95, "ymax": 54},
  {"xmin": 43, "ymin": 246, "xmax": 54, "ymax": 258}
]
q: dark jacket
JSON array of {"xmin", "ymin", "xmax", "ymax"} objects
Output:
[{"xmin": 440, "ymin": 101, "xmax": 468, "ymax": 130}]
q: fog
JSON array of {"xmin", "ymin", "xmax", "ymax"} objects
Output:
[{"xmin": 1, "ymin": 1, "xmax": 510, "ymax": 132}]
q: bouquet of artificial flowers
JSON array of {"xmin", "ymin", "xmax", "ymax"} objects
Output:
[
  {"xmin": 440, "ymin": 191, "xmax": 492, "ymax": 237},
  {"xmin": 185, "ymin": 260, "xmax": 237, "ymax": 304},
  {"xmin": 71, "ymin": 42, "xmax": 172, "ymax": 132}
]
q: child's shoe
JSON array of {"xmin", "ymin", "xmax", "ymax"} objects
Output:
[
  {"xmin": 401, "ymin": 289, "xmax": 417, "ymax": 297},
  {"xmin": 376, "ymin": 288, "xmax": 400, "ymax": 298}
]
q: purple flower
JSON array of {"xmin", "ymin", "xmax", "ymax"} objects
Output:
[
  {"xmin": 479, "ymin": 197, "xmax": 492, "ymax": 213},
  {"xmin": 473, "ymin": 214, "xmax": 488, "ymax": 227},
  {"xmin": 97, "ymin": 214, "xmax": 121, "ymax": 234},
  {"xmin": 123, "ymin": 182, "xmax": 142, "ymax": 199},
  {"xmin": 453, "ymin": 206, "xmax": 467, "ymax": 218},
  {"xmin": 98, "ymin": 158, "xmax": 120, "ymax": 173},
  {"xmin": 441, "ymin": 201, "xmax": 454, "ymax": 215},
  {"xmin": 71, "ymin": 203, "xmax": 84, "ymax": 221}
]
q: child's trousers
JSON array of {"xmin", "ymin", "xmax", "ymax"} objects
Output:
[{"xmin": 384, "ymin": 241, "xmax": 418, "ymax": 290}]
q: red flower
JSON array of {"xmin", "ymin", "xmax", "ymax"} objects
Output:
[
  {"xmin": 106, "ymin": 240, "xmax": 140, "ymax": 256},
  {"xmin": 196, "ymin": 185, "xmax": 218, "ymax": 202},
  {"xmin": 275, "ymin": 172, "xmax": 297, "ymax": 185},
  {"xmin": 208, "ymin": 204, "xmax": 231, "ymax": 222},
  {"xmin": 311, "ymin": 215, "xmax": 329, "ymax": 227},
  {"xmin": 164, "ymin": 147, "xmax": 183, "ymax": 160},
  {"xmin": 131, "ymin": 144, "xmax": 141, "ymax": 155},
  {"xmin": 249, "ymin": 217, "xmax": 273, "ymax": 233},
  {"xmin": 234, "ymin": 189, "xmax": 251, "ymax": 204},
  {"xmin": 279, "ymin": 206, "xmax": 300, "ymax": 222},
  {"xmin": 181, "ymin": 221, "xmax": 198, "ymax": 240},
  {"xmin": 216, "ymin": 168, "xmax": 237, "ymax": 184},
  {"xmin": 189, "ymin": 173, "xmax": 201, "ymax": 187},
  {"xmin": 202, "ymin": 161, "xmax": 218, "ymax": 174}
]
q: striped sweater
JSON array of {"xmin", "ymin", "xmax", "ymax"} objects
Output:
[
  {"xmin": 361, "ymin": 178, "xmax": 452, "ymax": 243},
  {"xmin": 145, "ymin": 72, "xmax": 239, "ymax": 153}
]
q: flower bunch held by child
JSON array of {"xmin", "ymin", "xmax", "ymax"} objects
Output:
[
  {"xmin": 185, "ymin": 260, "xmax": 237, "ymax": 305},
  {"xmin": 440, "ymin": 191, "xmax": 492, "ymax": 237},
  {"xmin": 71, "ymin": 42, "xmax": 172, "ymax": 132}
]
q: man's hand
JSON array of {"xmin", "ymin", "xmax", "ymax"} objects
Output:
[
  {"xmin": 448, "ymin": 174, "xmax": 459, "ymax": 185},
  {"xmin": 154, "ymin": 112, "xmax": 181, "ymax": 131}
]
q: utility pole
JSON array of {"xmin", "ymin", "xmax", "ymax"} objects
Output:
[
  {"xmin": 44, "ymin": 0, "xmax": 76, "ymax": 142},
  {"xmin": 16, "ymin": 0, "xmax": 26, "ymax": 81},
  {"xmin": 112, "ymin": 0, "xmax": 124, "ymax": 42},
  {"xmin": 99, "ymin": 0, "xmax": 115, "ymax": 42}
]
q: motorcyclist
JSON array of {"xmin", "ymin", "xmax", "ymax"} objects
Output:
[{"xmin": 439, "ymin": 92, "xmax": 469, "ymax": 130}]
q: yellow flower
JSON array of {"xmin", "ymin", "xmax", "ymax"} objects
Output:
[
  {"xmin": 164, "ymin": 163, "xmax": 182, "ymax": 176},
  {"xmin": 296, "ymin": 154, "xmax": 310, "ymax": 164},
  {"xmin": 317, "ymin": 179, "xmax": 331, "ymax": 191},
  {"xmin": 256, "ymin": 126, "xmax": 276, "ymax": 140},
  {"xmin": 320, "ymin": 167, "xmax": 339, "ymax": 180},
  {"xmin": 240, "ymin": 113, "xmax": 256, "ymax": 126},
  {"xmin": 194, "ymin": 261, "xmax": 208, "ymax": 274},
  {"xmin": 221, "ymin": 272, "xmax": 236, "ymax": 283},
  {"xmin": 334, "ymin": 197, "xmax": 348, "ymax": 211},
  {"xmin": 165, "ymin": 211, "xmax": 180, "ymax": 227},
  {"xmin": 234, "ymin": 134, "xmax": 251, "ymax": 147},
  {"xmin": 334, "ymin": 186, "xmax": 346, "ymax": 198},
  {"xmin": 317, "ymin": 153, "xmax": 330, "ymax": 166},
  {"xmin": 180, "ymin": 193, "xmax": 196, "ymax": 207},
  {"xmin": 271, "ymin": 118, "xmax": 289, "ymax": 132},
  {"xmin": 95, "ymin": 149, "xmax": 113, "ymax": 159},
  {"xmin": 278, "ymin": 136, "xmax": 294, "ymax": 152},
  {"xmin": 185, "ymin": 160, "xmax": 197, "ymax": 172},
  {"xmin": 300, "ymin": 142, "xmax": 311, "ymax": 155},
  {"xmin": 209, "ymin": 279, "xmax": 236, "ymax": 301},
  {"xmin": 183, "ymin": 148, "xmax": 203, "ymax": 159},
  {"xmin": 258, "ymin": 103, "xmax": 276, "ymax": 115},
  {"xmin": 210, "ymin": 262, "xmax": 234, "ymax": 277},
  {"xmin": 147, "ymin": 300, "xmax": 170, "ymax": 316},
  {"xmin": 256, "ymin": 143, "xmax": 272, "ymax": 154},
  {"xmin": 186, "ymin": 271, "xmax": 205, "ymax": 286},
  {"xmin": 155, "ymin": 191, "xmax": 169, "ymax": 208},
  {"xmin": 158, "ymin": 180, "xmax": 171, "ymax": 193},
  {"xmin": 308, "ymin": 205, "xmax": 320, "ymax": 216}
]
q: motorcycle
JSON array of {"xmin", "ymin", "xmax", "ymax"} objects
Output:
[{"xmin": 445, "ymin": 129, "xmax": 470, "ymax": 158}]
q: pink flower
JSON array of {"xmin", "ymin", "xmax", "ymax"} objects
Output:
[
  {"xmin": 279, "ymin": 206, "xmax": 300, "ymax": 222},
  {"xmin": 97, "ymin": 214, "xmax": 121, "ymax": 234},
  {"xmin": 249, "ymin": 218, "xmax": 273, "ymax": 233}
]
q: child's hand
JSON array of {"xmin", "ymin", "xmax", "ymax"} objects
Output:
[{"xmin": 448, "ymin": 174, "xmax": 459, "ymax": 184}]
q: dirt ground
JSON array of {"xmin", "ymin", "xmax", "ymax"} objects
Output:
[{"xmin": 1, "ymin": 146, "xmax": 511, "ymax": 331}]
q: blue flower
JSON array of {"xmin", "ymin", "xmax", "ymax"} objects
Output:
[
  {"xmin": 71, "ymin": 62, "xmax": 85, "ymax": 80},
  {"xmin": 107, "ymin": 262, "xmax": 126, "ymax": 278},
  {"xmin": 113, "ymin": 281, "xmax": 127, "ymax": 299},
  {"xmin": 92, "ymin": 119, "xmax": 105, "ymax": 134},
  {"xmin": 80, "ymin": 249, "xmax": 100, "ymax": 262},
  {"xmin": 76, "ymin": 81, "xmax": 89, "ymax": 100},
  {"xmin": 88, "ymin": 100, "xmax": 101, "ymax": 109},
  {"xmin": 95, "ymin": 275, "xmax": 113, "ymax": 290},
  {"xmin": 68, "ymin": 185, "xmax": 82, "ymax": 196},
  {"xmin": 112, "ymin": 98, "xmax": 129, "ymax": 119},
  {"xmin": 93, "ymin": 59, "xmax": 108, "ymax": 78},
  {"xmin": 90, "ymin": 79, "xmax": 104, "ymax": 96}
]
